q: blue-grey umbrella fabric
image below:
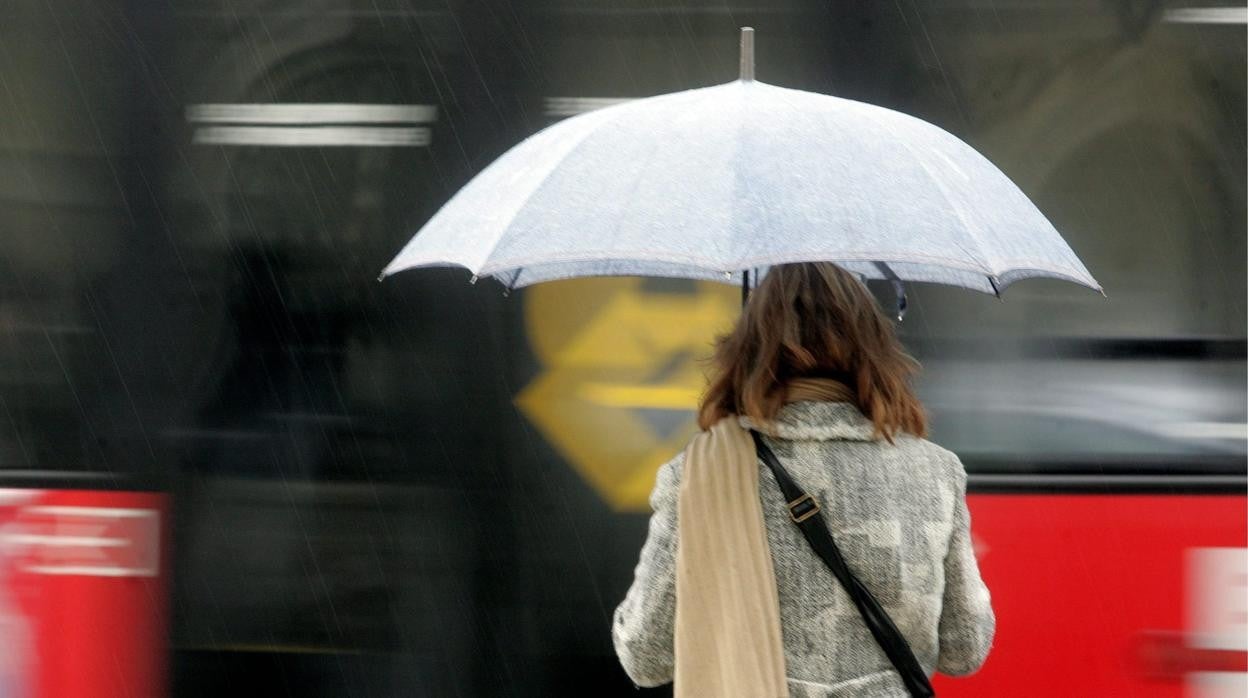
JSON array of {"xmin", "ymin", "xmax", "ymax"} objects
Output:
[{"xmin": 379, "ymin": 78, "xmax": 1102, "ymax": 298}]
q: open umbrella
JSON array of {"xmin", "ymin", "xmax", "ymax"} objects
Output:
[{"xmin": 378, "ymin": 28, "xmax": 1102, "ymax": 313}]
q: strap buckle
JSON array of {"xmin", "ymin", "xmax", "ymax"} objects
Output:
[{"xmin": 787, "ymin": 493, "xmax": 820, "ymax": 523}]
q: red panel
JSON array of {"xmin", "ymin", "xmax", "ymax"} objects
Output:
[
  {"xmin": 1, "ymin": 489, "xmax": 168, "ymax": 698},
  {"xmin": 931, "ymin": 494, "xmax": 1247, "ymax": 697}
]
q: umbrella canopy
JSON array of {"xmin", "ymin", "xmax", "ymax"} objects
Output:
[{"xmin": 379, "ymin": 29, "xmax": 1101, "ymax": 302}]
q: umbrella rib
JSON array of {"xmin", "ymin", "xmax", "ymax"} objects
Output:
[
  {"xmin": 468, "ymin": 99, "xmax": 664, "ymax": 277},
  {"xmin": 872, "ymin": 261, "xmax": 908, "ymax": 321},
  {"xmin": 880, "ymin": 119, "xmax": 997, "ymax": 274}
]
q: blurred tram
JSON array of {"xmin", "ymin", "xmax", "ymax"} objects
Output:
[
  {"xmin": 0, "ymin": 2, "xmax": 1244, "ymax": 697},
  {"xmin": 922, "ymin": 339, "xmax": 1247, "ymax": 696}
]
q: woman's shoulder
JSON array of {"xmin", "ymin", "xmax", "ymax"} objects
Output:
[
  {"xmin": 894, "ymin": 433, "xmax": 961, "ymax": 460},
  {"xmin": 886, "ymin": 434, "xmax": 968, "ymax": 482}
]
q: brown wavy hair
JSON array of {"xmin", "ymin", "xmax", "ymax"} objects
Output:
[{"xmin": 696, "ymin": 262, "xmax": 928, "ymax": 444}]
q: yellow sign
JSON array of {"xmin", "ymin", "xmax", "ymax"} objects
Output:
[{"xmin": 516, "ymin": 277, "xmax": 739, "ymax": 511}]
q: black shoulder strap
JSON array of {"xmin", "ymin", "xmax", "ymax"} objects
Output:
[{"xmin": 751, "ymin": 430, "xmax": 935, "ymax": 698}]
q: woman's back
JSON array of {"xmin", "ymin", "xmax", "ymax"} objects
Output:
[
  {"xmin": 752, "ymin": 400, "xmax": 994, "ymax": 695},
  {"xmin": 612, "ymin": 398, "xmax": 995, "ymax": 696},
  {"xmin": 612, "ymin": 262, "xmax": 995, "ymax": 696}
]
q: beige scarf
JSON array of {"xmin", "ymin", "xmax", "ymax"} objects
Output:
[{"xmin": 674, "ymin": 377, "xmax": 856, "ymax": 698}]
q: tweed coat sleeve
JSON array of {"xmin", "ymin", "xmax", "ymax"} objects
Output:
[
  {"xmin": 611, "ymin": 452, "xmax": 682, "ymax": 687},
  {"xmin": 935, "ymin": 460, "xmax": 996, "ymax": 676}
]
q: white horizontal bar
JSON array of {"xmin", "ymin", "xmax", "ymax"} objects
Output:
[
  {"xmin": 0, "ymin": 489, "xmax": 41, "ymax": 505},
  {"xmin": 186, "ymin": 103, "xmax": 437, "ymax": 124},
  {"xmin": 1163, "ymin": 7, "xmax": 1247, "ymax": 24},
  {"xmin": 26, "ymin": 506, "xmax": 157, "ymax": 518},
  {"xmin": 544, "ymin": 96, "xmax": 634, "ymax": 117},
  {"xmin": 22, "ymin": 565, "xmax": 157, "ymax": 577},
  {"xmin": 7, "ymin": 535, "xmax": 129, "ymax": 547},
  {"xmin": 192, "ymin": 126, "xmax": 431, "ymax": 147}
]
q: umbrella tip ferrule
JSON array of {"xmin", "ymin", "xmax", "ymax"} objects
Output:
[
  {"xmin": 739, "ymin": 27, "xmax": 755, "ymax": 82},
  {"xmin": 376, "ymin": 271, "xmax": 386, "ymax": 283},
  {"xmin": 469, "ymin": 274, "xmax": 479, "ymax": 285}
]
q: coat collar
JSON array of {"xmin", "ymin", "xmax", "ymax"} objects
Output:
[{"xmin": 737, "ymin": 400, "xmax": 878, "ymax": 441}]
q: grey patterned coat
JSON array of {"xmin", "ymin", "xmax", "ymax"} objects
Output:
[{"xmin": 611, "ymin": 401, "xmax": 995, "ymax": 697}]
